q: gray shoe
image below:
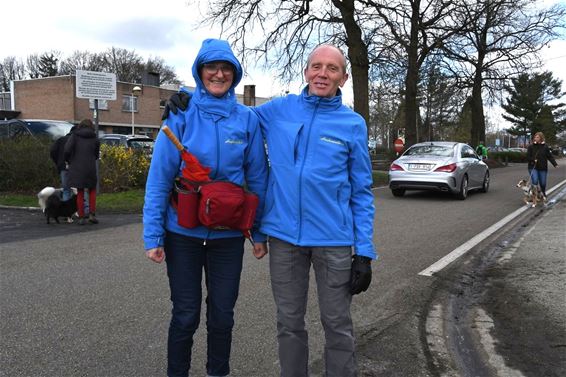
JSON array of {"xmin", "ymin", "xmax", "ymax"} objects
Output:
[
  {"xmin": 77, "ymin": 217, "xmax": 86, "ymax": 225},
  {"xmin": 88, "ymin": 213, "xmax": 99, "ymax": 224}
]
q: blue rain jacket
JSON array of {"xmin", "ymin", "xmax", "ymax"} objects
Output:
[
  {"xmin": 253, "ymin": 87, "xmax": 376, "ymax": 259},
  {"xmin": 143, "ymin": 39, "xmax": 268, "ymax": 250}
]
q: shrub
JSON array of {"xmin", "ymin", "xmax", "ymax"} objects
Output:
[
  {"xmin": 0, "ymin": 139, "xmax": 150, "ymax": 194},
  {"xmin": 98, "ymin": 145, "xmax": 150, "ymax": 192},
  {"xmin": 488, "ymin": 151, "xmax": 528, "ymax": 163},
  {"xmin": 0, "ymin": 138, "xmax": 59, "ymax": 193}
]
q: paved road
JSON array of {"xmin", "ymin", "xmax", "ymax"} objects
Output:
[{"xmin": 1, "ymin": 162, "xmax": 564, "ymax": 376}]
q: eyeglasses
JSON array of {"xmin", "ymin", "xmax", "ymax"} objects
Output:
[{"xmin": 202, "ymin": 63, "xmax": 234, "ymax": 75}]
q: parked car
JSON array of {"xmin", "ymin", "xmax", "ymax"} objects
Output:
[
  {"xmin": 99, "ymin": 134, "xmax": 154, "ymax": 154},
  {"xmin": 0, "ymin": 119, "xmax": 74, "ymax": 140},
  {"xmin": 508, "ymin": 147, "xmax": 527, "ymax": 153},
  {"xmin": 487, "ymin": 146, "xmax": 508, "ymax": 153},
  {"xmin": 388, "ymin": 141, "xmax": 490, "ymax": 200}
]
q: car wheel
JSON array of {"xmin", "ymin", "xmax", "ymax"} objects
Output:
[
  {"xmin": 456, "ymin": 175, "xmax": 468, "ymax": 200},
  {"xmin": 391, "ymin": 188, "xmax": 405, "ymax": 197},
  {"xmin": 480, "ymin": 171, "xmax": 490, "ymax": 193}
]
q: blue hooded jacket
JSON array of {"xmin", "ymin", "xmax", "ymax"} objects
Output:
[
  {"xmin": 253, "ymin": 87, "xmax": 376, "ymax": 259},
  {"xmin": 143, "ymin": 39, "xmax": 268, "ymax": 250}
]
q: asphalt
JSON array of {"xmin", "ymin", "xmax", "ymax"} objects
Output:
[{"xmin": 2, "ymin": 184, "xmax": 565, "ymax": 376}]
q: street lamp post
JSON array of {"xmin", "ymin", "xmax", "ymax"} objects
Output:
[{"xmin": 131, "ymin": 86, "xmax": 142, "ymax": 135}]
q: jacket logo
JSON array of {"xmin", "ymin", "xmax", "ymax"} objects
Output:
[
  {"xmin": 225, "ymin": 139, "xmax": 244, "ymax": 145},
  {"xmin": 320, "ymin": 136, "xmax": 344, "ymax": 146}
]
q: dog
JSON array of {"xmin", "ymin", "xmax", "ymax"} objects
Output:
[
  {"xmin": 516, "ymin": 179, "xmax": 544, "ymax": 207},
  {"xmin": 37, "ymin": 186, "xmax": 77, "ymax": 224}
]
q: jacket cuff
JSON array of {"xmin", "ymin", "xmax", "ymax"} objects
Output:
[
  {"xmin": 252, "ymin": 230, "xmax": 267, "ymax": 243},
  {"xmin": 144, "ymin": 237, "xmax": 163, "ymax": 250}
]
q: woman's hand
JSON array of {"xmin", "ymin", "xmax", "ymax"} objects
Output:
[
  {"xmin": 146, "ymin": 247, "xmax": 165, "ymax": 263},
  {"xmin": 253, "ymin": 242, "xmax": 268, "ymax": 259}
]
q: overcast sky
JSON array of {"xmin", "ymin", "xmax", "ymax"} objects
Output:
[{"xmin": 2, "ymin": 0, "xmax": 565, "ymax": 127}]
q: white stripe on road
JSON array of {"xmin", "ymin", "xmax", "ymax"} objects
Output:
[{"xmin": 418, "ymin": 178, "xmax": 566, "ymax": 277}]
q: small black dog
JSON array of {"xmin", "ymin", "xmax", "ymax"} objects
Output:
[{"xmin": 45, "ymin": 194, "xmax": 78, "ymax": 224}]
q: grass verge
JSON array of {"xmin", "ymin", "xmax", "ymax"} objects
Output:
[
  {"xmin": 0, "ymin": 189, "xmax": 145, "ymax": 213},
  {"xmin": 372, "ymin": 170, "xmax": 389, "ymax": 187},
  {"xmin": 1, "ymin": 173, "xmax": 389, "ymax": 212}
]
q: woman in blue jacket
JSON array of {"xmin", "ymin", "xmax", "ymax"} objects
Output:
[{"xmin": 143, "ymin": 39, "xmax": 268, "ymax": 377}]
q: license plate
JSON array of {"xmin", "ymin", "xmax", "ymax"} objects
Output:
[{"xmin": 408, "ymin": 164, "xmax": 432, "ymax": 171}]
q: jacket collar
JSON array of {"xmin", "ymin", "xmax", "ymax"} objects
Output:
[
  {"xmin": 190, "ymin": 85, "xmax": 236, "ymax": 118},
  {"xmin": 300, "ymin": 86, "xmax": 343, "ymax": 111}
]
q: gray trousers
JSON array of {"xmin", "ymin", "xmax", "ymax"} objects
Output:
[{"xmin": 269, "ymin": 238, "xmax": 357, "ymax": 377}]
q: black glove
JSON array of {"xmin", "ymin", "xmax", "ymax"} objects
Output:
[
  {"xmin": 350, "ymin": 255, "xmax": 372, "ymax": 295},
  {"xmin": 161, "ymin": 91, "xmax": 191, "ymax": 120}
]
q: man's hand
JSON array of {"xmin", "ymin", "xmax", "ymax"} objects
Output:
[
  {"xmin": 253, "ymin": 242, "xmax": 268, "ymax": 259},
  {"xmin": 350, "ymin": 255, "xmax": 372, "ymax": 295},
  {"xmin": 161, "ymin": 91, "xmax": 191, "ymax": 120},
  {"xmin": 146, "ymin": 247, "xmax": 165, "ymax": 263}
]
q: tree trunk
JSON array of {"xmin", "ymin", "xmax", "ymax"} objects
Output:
[
  {"xmin": 333, "ymin": 0, "xmax": 370, "ymax": 126},
  {"xmin": 404, "ymin": 0, "xmax": 420, "ymax": 147},
  {"xmin": 470, "ymin": 68, "xmax": 485, "ymax": 147}
]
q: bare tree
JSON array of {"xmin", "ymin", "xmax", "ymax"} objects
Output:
[
  {"xmin": 361, "ymin": 0, "xmax": 472, "ymax": 146},
  {"xmin": 103, "ymin": 47, "xmax": 145, "ymax": 83},
  {"xmin": 59, "ymin": 50, "xmax": 107, "ymax": 75},
  {"xmin": 145, "ymin": 57, "xmax": 183, "ymax": 85},
  {"xmin": 0, "ymin": 57, "xmax": 25, "ymax": 91},
  {"xmin": 441, "ymin": 0, "xmax": 566, "ymax": 147},
  {"xmin": 26, "ymin": 54, "xmax": 41, "ymax": 79}
]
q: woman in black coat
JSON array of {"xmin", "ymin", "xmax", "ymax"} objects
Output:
[
  {"xmin": 64, "ymin": 119, "xmax": 100, "ymax": 224},
  {"xmin": 526, "ymin": 131, "xmax": 558, "ymax": 200}
]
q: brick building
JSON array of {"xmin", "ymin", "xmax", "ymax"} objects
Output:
[{"xmin": 4, "ymin": 76, "xmax": 265, "ymax": 138}]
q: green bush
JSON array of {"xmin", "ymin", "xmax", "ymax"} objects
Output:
[
  {"xmin": 488, "ymin": 151, "xmax": 528, "ymax": 163},
  {"xmin": 0, "ymin": 138, "xmax": 59, "ymax": 193},
  {"xmin": 0, "ymin": 138, "xmax": 150, "ymax": 194}
]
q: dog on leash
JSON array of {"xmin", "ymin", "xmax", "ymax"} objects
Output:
[
  {"xmin": 516, "ymin": 179, "xmax": 544, "ymax": 207},
  {"xmin": 37, "ymin": 187, "xmax": 77, "ymax": 224}
]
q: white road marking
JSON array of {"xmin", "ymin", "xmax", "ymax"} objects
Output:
[{"xmin": 418, "ymin": 178, "xmax": 566, "ymax": 277}]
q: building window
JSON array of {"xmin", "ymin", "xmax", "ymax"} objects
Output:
[
  {"xmin": 0, "ymin": 92, "xmax": 11, "ymax": 111},
  {"xmin": 122, "ymin": 95, "xmax": 138, "ymax": 112}
]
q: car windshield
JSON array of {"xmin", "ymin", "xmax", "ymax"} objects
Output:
[
  {"xmin": 25, "ymin": 121, "xmax": 73, "ymax": 139},
  {"xmin": 404, "ymin": 145, "xmax": 454, "ymax": 157}
]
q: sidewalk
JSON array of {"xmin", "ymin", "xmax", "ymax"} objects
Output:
[{"xmin": 475, "ymin": 195, "xmax": 566, "ymax": 376}]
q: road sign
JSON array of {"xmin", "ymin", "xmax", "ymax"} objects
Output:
[
  {"xmin": 394, "ymin": 138, "xmax": 404, "ymax": 153},
  {"xmin": 76, "ymin": 70, "xmax": 117, "ymax": 100}
]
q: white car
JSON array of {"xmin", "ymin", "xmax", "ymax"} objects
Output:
[{"xmin": 388, "ymin": 141, "xmax": 490, "ymax": 200}]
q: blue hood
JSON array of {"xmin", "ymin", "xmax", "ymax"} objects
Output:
[{"xmin": 191, "ymin": 38, "xmax": 243, "ymax": 98}]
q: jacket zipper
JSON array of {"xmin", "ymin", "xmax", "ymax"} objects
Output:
[
  {"xmin": 204, "ymin": 119, "xmax": 222, "ymax": 246},
  {"xmin": 297, "ymin": 100, "xmax": 320, "ymax": 243}
]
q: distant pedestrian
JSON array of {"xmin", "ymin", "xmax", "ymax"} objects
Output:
[
  {"xmin": 49, "ymin": 127, "xmax": 75, "ymax": 201},
  {"xmin": 476, "ymin": 142, "xmax": 487, "ymax": 160},
  {"xmin": 64, "ymin": 118, "xmax": 100, "ymax": 225},
  {"xmin": 527, "ymin": 132, "xmax": 558, "ymax": 200}
]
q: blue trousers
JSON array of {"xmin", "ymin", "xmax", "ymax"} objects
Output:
[
  {"xmin": 164, "ymin": 231, "xmax": 244, "ymax": 377},
  {"xmin": 60, "ymin": 170, "xmax": 72, "ymax": 201},
  {"xmin": 529, "ymin": 168, "xmax": 548, "ymax": 195}
]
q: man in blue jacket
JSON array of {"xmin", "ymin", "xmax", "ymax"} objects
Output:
[
  {"xmin": 254, "ymin": 44, "xmax": 375, "ymax": 377},
  {"xmin": 163, "ymin": 43, "xmax": 375, "ymax": 377}
]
